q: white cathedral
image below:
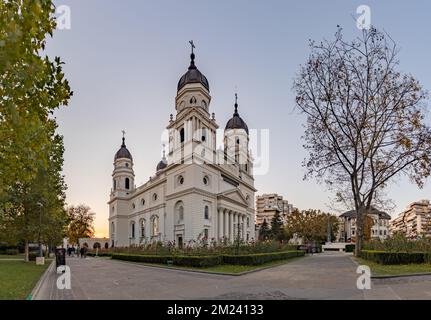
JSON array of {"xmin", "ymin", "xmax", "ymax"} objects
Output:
[{"xmin": 108, "ymin": 45, "xmax": 256, "ymax": 248}]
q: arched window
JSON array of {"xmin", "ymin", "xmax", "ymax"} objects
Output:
[
  {"xmin": 130, "ymin": 221, "xmax": 135, "ymax": 238},
  {"xmin": 247, "ymin": 217, "xmax": 250, "ymax": 227},
  {"xmin": 201, "ymin": 127, "xmax": 207, "ymax": 142},
  {"xmin": 125, "ymin": 177, "xmax": 130, "ymax": 190},
  {"xmin": 153, "ymin": 193, "xmax": 158, "ymax": 201},
  {"xmin": 151, "ymin": 216, "xmax": 159, "ymax": 236},
  {"xmin": 111, "ymin": 222, "xmax": 115, "ymax": 234},
  {"xmin": 180, "ymin": 128, "xmax": 185, "ymax": 143},
  {"xmin": 175, "ymin": 201, "xmax": 184, "ymax": 224},
  {"xmin": 113, "ymin": 179, "xmax": 116, "ymax": 190},
  {"xmin": 141, "ymin": 219, "xmax": 146, "ymax": 237},
  {"xmin": 204, "ymin": 206, "xmax": 209, "ymax": 220}
]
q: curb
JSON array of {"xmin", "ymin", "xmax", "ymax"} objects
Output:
[
  {"xmin": 110, "ymin": 256, "xmax": 303, "ymax": 277},
  {"xmin": 371, "ymin": 272, "xmax": 431, "ymax": 280},
  {"xmin": 28, "ymin": 259, "xmax": 55, "ymax": 300}
]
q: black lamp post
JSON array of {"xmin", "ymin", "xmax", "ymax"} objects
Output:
[{"xmin": 36, "ymin": 202, "xmax": 43, "ymax": 257}]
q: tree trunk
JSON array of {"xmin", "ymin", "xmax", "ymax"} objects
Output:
[
  {"xmin": 355, "ymin": 206, "xmax": 365, "ymax": 257},
  {"xmin": 24, "ymin": 239, "xmax": 29, "ymax": 262}
]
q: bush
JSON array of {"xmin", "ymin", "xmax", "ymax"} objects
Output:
[
  {"xmin": 28, "ymin": 252, "xmax": 38, "ymax": 261},
  {"xmin": 345, "ymin": 244, "xmax": 355, "ymax": 253},
  {"xmin": 87, "ymin": 252, "xmax": 112, "ymax": 257},
  {"xmin": 112, "ymin": 253, "xmax": 172, "ymax": 264},
  {"xmin": 361, "ymin": 250, "xmax": 425, "ymax": 265},
  {"xmin": 173, "ymin": 255, "xmax": 222, "ymax": 267},
  {"xmin": 222, "ymin": 250, "xmax": 304, "ymax": 266},
  {"xmin": 5, "ymin": 249, "xmax": 19, "ymax": 255}
]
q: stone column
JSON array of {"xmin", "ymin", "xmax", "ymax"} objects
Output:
[
  {"xmin": 229, "ymin": 211, "xmax": 234, "ymax": 242},
  {"xmin": 218, "ymin": 208, "xmax": 223, "ymax": 242}
]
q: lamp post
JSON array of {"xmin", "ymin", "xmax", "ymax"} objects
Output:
[{"xmin": 36, "ymin": 202, "xmax": 43, "ymax": 257}]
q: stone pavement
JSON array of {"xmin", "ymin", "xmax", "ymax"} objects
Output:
[{"xmin": 33, "ymin": 252, "xmax": 431, "ymax": 300}]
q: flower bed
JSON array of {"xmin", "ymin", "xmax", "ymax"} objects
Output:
[{"xmin": 111, "ymin": 250, "xmax": 304, "ymax": 268}]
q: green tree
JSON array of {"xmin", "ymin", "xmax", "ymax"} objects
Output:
[
  {"xmin": 258, "ymin": 219, "xmax": 271, "ymax": 241},
  {"xmin": 270, "ymin": 211, "xmax": 285, "ymax": 241},
  {"xmin": 0, "ymin": 0, "xmax": 72, "ymax": 261},
  {"xmin": 66, "ymin": 205, "xmax": 95, "ymax": 245},
  {"xmin": 293, "ymin": 27, "xmax": 431, "ymax": 256}
]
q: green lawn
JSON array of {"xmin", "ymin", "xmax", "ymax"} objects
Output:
[
  {"xmin": 129, "ymin": 257, "xmax": 302, "ymax": 274},
  {"xmin": 0, "ymin": 260, "xmax": 50, "ymax": 300},
  {"xmin": 0, "ymin": 254, "xmax": 25, "ymax": 260},
  {"xmin": 354, "ymin": 257, "xmax": 431, "ymax": 276}
]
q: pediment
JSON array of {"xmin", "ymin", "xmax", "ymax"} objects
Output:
[{"xmin": 218, "ymin": 188, "xmax": 249, "ymax": 207}]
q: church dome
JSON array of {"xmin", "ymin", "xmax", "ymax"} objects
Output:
[
  {"xmin": 156, "ymin": 159, "xmax": 167, "ymax": 171},
  {"xmin": 114, "ymin": 137, "xmax": 133, "ymax": 161},
  {"xmin": 225, "ymin": 96, "xmax": 249, "ymax": 134},
  {"xmin": 177, "ymin": 52, "xmax": 209, "ymax": 92}
]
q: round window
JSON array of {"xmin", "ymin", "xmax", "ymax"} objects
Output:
[
  {"xmin": 203, "ymin": 176, "xmax": 209, "ymax": 185},
  {"xmin": 178, "ymin": 176, "xmax": 184, "ymax": 185}
]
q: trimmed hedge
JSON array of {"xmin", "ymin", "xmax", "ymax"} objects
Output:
[
  {"xmin": 345, "ymin": 244, "xmax": 355, "ymax": 253},
  {"xmin": 173, "ymin": 255, "xmax": 222, "ymax": 267},
  {"xmin": 87, "ymin": 252, "xmax": 112, "ymax": 257},
  {"xmin": 111, "ymin": 250, "xmax": 305, "ymax": 267},
  {"xmin": 112, "ymin": 253, "xmax": 172, "ymax": 264},
  {"xmin": 361, "ymin": 250, "xmax": 426, "ymax": 265},
  {"xmin": 222, "ymin": 250, "xmax": 304, "ymax": 266}
]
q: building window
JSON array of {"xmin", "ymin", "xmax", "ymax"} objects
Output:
[
  {"xmin": 153, "ymin": 193, "xmax": 158, "ymax": 201},
  {"xmin": 130, "ymin": 222, "xmax": 135, "ymax": 239},
  {"xmin": 140, "ymin": 219, "xmax": 146, "ymax": 238},
  {"xmin": 125, "ymin": 178, "xmax": 130, "ymax": 190},
  {"xmin": 111, "ymin": 222, "xmax": 115, "ymax": 234},
  {"xmin": 132, "ymin": 203, "xmax": 135, "ymax": 209},
  {"xmin": 175, "ymin": 201, "xmax": 184, "ymax": 224},
  {"xmin": 180, "ymin": 128, "xmax": 185, "ymax": 143},
  {"xmin": 247, "ymin": 217, "xmax": 250, "ymax": 227},
  {"xmin": 204, "ymin": 205, "xmax": 209, "ymax": 220},
  {"xmin": 113, "ymin": 179, "xmax": 116, "ymax": 190},
  {"xmin": 178, "ymin": 175, "xmax": 184, "ymax": 185},
  {"xmin": 201, "ymin": 128, "xmax": 207, "ymax": 142},
  {"xmin": 203, "ymin": 228, "xmax": 209, "ymax": 239},
  {"xmin": 125, "ymin": 163, "xmax": 129, "ymax": 167},
  {"xmin": 141, "ymin": 199, "xmax": 145, "ymax": 206},
  {"xmin": 152, "ymin": 216, "xmax": 159, "ymax": 236},
  {"xmin": 203, "ymin": 176, "xmax": 209, "ymax": 185}
]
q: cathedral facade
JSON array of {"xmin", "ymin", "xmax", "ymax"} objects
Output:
[{"xmin": 108, "ymin": 47, "xmax": 256, "ymax": 248}]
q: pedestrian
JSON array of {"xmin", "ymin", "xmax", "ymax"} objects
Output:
[
  {"xmin": 80, "ymin": 246, "xmax": 84, "ymax": 259},
  {"xmin": 83, "ymin": 245, "xmax": 88, "ymax": 258}
]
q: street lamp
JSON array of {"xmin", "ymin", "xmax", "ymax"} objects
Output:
[{"xmin": 36, "ymin": 202, "xmax": 43, "ymax": 257}]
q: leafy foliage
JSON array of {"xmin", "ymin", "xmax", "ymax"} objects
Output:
[{"xmin": 66, "ymin": 205, "xmax": 95, "ymax": 245}]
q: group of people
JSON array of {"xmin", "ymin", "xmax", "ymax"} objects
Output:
[{"xmin": 66, "ymin": 244, "xmax": 88, "ymax": 258}]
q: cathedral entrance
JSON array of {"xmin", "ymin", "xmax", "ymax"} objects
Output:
[{"xmin": 177, "ymin": 236, "xmax": 183, "ymax": 249}]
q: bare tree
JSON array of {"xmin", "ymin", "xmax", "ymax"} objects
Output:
[{"xmin": 293, "ymin": 27, "xmax": 431, "ymax": 256}]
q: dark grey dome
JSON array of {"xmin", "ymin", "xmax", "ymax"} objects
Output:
[
  {"xmin": 114, "ymin": 138, "xmax": 133, "ymax": 161},
  {"xmin": 177, "ymin": 53, "xmax": 209, "ymax": 92},
  {"xmin": 225, "ymin": 101, "xmax": 249, "ymax": 134},
  {"xmin": 156, "ymin": 159, "xmax": 167, "ymax": 171}
]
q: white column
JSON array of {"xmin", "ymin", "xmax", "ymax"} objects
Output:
[
  {"xmin": 229, "ymin": 211, "xmax": 233, "ymax": 242},
  {"xmin": 218, "ymin": 208, "xmax": 223, "ymax": 242}
]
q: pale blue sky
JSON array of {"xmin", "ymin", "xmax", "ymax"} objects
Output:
[{"xmin": 47, "ymin": 0, "xmax": 431, "ymax": 236}]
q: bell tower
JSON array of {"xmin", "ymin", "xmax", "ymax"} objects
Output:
[
  {"xmin": 111, "ymin": 131, "xmax": 135, "ymax": 197},
  {"xmin": 167, "ymin": 41, "xmax": 218, "ymax": 164}
]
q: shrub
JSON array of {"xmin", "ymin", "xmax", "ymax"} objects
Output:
[
  {"xmin": 5, "ymin": 249, "xmax": 19, "ymax": 255},
  {"xmin": 173, "ymin": 255, "xmax": 222, "ymax": 267},
  {"xmin": 87, "ymin": 252, "xmax": 112, "ymax": 257},
  {"xmin": 345, "ymin": 244, "xmax": 355, "ymax": 253},
  {"xmin": 112, "ymin": 253, "xmax": 172, "ymax": 264},
  {"xmin": 222, "ymin": 250, "xmax": 304, "ymax": 266},
  {"xmin": 28, "ymin": 252, "xmax": 38, "ymax": 261},
  {"xmin": 361, "ymin": 250, "xmax": 425, "ymax": 265}
]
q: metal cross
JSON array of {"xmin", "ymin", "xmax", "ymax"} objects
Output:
[
  {"xmin": 122, "ymin": 130, "xmax": 126, "ymax": 138},
  {"xmin": 189, "ymin": 40, "xmax": 195, "ymax": 54}
]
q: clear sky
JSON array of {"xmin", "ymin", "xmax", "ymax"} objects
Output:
[{"xmin": 47, "ymin": 0, "xmax": 431, "ymax": 237}]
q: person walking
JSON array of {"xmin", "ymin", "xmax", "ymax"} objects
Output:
[{"xmin": 80, "ymin": 246, "xmax": 84, "ymax": 259}]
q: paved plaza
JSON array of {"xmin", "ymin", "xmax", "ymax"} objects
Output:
[{"xmin": 33, "ymin": 252, "xmax": 431, "ymax": 300}]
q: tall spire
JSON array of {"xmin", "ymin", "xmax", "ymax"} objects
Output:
[{"xmin": 188, "ymin": 40, "xmax": 196, "ymax": 70}]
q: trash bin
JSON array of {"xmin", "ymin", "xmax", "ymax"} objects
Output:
[{"xmin": 55, "ymin": 248, "xmax": 66, "ymax": 271}]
